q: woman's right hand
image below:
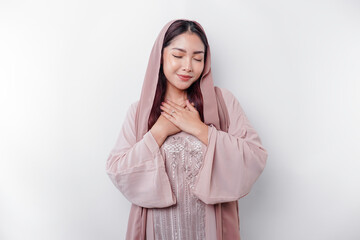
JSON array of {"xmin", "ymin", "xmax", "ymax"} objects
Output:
[
  {"xmin": 150, "ymin": 101, "xmax": 191, "ymax": 147},
  {"xmin": 150, "ymin": 114, "xmax": 181, "ymax": 147},
  {"xmin": 155, "ymin": 114, "xmax": 181, "ymax": 136}
]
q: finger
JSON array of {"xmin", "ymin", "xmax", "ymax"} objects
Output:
[
  {"xmin": 186, "ymin": 102, "xmax": 194, "ymax": 110},
  {"xmin": 161, "ymin": 111, "xmax": 177, "ymax": 123},
  {"xmin": 160, "ymin": 104, "xmax": 176, "ymax": 116},
  {"xmin": 186, "ymin": 99, "xmax": 197, "ymax": 112},
  {"xmin": 180, "ymin": 102, "xmax": 187, "ymax": 108}
]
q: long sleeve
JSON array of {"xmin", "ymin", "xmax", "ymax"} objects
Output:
[
  {"xmin": 105, "ymin": 101, "xmax": 176, "ymax": 208},
  {"xmin": 192, "ymin": 88, "xmax": 268, "ymax": 204}
]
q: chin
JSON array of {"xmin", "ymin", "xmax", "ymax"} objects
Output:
[
  {"xmin": 174, "ymin": 85, "xmax": 190, "ymax": 91},
  {"xmin": 177, "ymin": 81, "xmax": 194, "ymax": 90},
  {"xmin": 167, "ymin": 79, "xmax": 192, "ymax": 90}
]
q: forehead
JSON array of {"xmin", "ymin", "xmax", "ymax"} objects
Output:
[{"xmin": 168, "ymin": 32, "xmax": 205, "ymax": 52}]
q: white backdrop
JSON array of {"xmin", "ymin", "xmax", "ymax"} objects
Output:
[{"xmin": 1, "ymin": 0, "xmax": 359, "ymax": 239}]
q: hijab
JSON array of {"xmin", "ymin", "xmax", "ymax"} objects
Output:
[
  {"xmin": 134, "ymin": 18, "xmax": 221, "ymax": 142},
  {"xmin": 127, "ymin": 18, "xmax": 238, "ymax": 240}
]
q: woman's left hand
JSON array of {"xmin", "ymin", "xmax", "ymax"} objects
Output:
[{"xmin": 160, "ymin": 99, "xmax": 207, "ymax": 137}]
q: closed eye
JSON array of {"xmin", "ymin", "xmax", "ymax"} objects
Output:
[{"xmin": 172, "ymin": 55, "xmax": 202, "ymax": 62}]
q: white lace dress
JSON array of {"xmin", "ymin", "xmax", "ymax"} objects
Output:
[{"xmin": 146, "ymin": 131, "xmax": 217, "ymax": 240}]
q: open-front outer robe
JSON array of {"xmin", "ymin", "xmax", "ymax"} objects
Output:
[{"xmin": 106, "ymin": 87, "xmax": 268, "ymax": 239}]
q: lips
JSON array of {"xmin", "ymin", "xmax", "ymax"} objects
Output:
[{"xmin": 177, "ymin": 74, "xmax": 192, "ymax": 81}]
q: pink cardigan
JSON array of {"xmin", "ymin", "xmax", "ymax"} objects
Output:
[{"xmin": 106, "ymin": 87, "xmax": 268, "ymax": 239}]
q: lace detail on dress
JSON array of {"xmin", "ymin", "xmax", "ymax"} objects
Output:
[{"xmin": 153, "ymin": 133, "xmax": 206, "ymax": 240}]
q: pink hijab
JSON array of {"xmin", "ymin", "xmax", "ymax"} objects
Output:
[
  {"xmin": 135, "ymin": 18, "xmax": 221, "ymax": 142},
  {"xmin": 128, "ymin": 18, "xmax": 240, "ymax": 240}
]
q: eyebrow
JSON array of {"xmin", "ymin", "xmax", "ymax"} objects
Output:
[{"xmin": 171, "ymin": 47, "xmax": 205, "ymax": 54}]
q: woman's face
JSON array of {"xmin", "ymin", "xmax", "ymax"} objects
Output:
[{"xmin": 162, "ymin": 32, "xmax": 205, "ymax": 91}]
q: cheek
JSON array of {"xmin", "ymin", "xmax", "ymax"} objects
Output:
[
  {"xmin": 164, "ymin": 59, "xmax": 180, "ymax": 73},
  {"xmin": 194, "ymin": 64, "xmax": 205, "ymax": 77},
  {"xmin": 169, "ymin": 58, "xmax": 181, "ymax": 69}
]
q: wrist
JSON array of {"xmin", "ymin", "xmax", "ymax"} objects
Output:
[
  {"xmin": 150, "ymin": 127, "xmax": 167, "ymax": 146},
  {"xmin": 194, "ymin": 123, "xmax": 209, "ymax": 146}
]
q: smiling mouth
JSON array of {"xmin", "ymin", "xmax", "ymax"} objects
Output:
[{"xmin": 177, "ymin": 74, "xmax": 192, "ymax": 81}]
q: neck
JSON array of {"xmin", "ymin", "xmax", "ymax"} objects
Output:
[{"xmin": 164, "ymin": 84, "xmax": 188, "ymax": 105}]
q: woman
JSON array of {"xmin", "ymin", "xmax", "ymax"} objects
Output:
[{"xmin": 106, "ymin": 19, "xmax": 268, "ymax": 240}]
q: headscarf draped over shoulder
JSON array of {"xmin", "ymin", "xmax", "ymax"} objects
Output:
[
  {"xmin": 135, "ymin": 18, "xmax": 221, "ymax": 142},
  {"xmin": 128, "ymin": 18, "xmax": 238, "ymax": 240}
]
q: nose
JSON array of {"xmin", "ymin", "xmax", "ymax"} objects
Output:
[{"xmin": 183, "ymin": 58, "xmax": 192, "ymax": 72}]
